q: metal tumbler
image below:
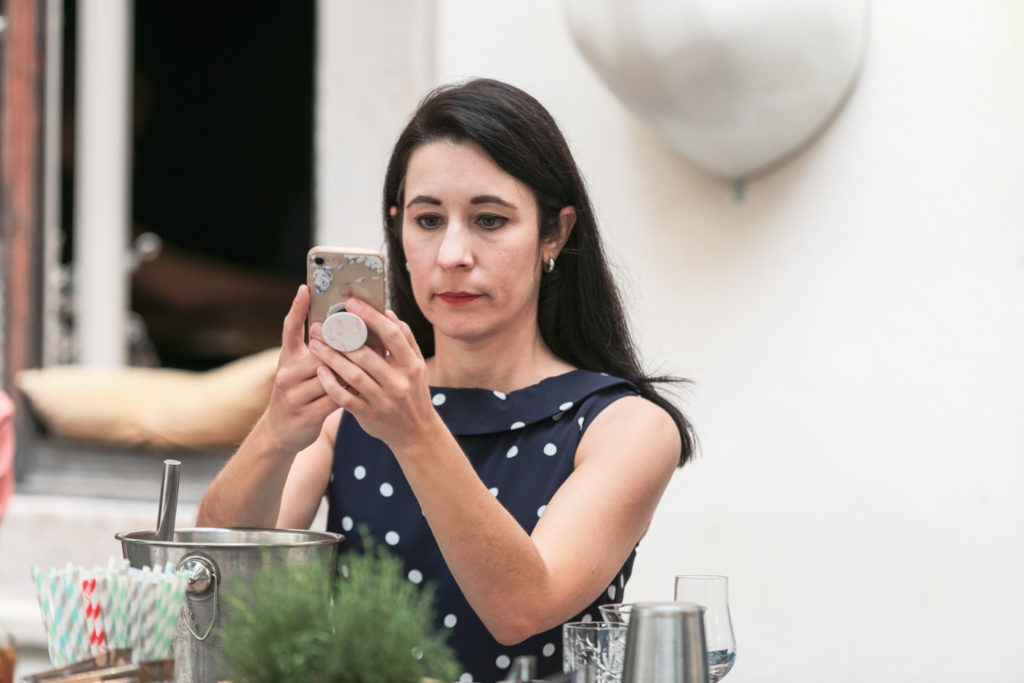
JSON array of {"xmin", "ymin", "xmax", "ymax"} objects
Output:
[{"xmin": 620, "ymin": 601, "xmax": 709, "ymax": 683}]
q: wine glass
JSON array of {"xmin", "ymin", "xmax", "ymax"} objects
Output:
[
  {"xmin": 674, "ymin": 575, "xmax": 736, "ymax": 682},
  {"xmin": 597, "ymin": 602, "xmax": 633, "ymax": 625}
]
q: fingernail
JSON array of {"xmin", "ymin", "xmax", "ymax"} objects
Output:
[
  {"xmin": 309, "ymin": 339, "xmax": 324, "ymax": 352},
  {"xmin": 309, "ymin": 322, "xmax": 323, "ymax": 337},
  {"xmin": 345, "ymin": 298, "xmax": 362, "ymax": 313}
]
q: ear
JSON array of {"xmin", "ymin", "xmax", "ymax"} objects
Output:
[{"xmin": 544, "ymin": 206, "xmax": 576, "ymax": 258}]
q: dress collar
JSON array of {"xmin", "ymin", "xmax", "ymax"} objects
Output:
[{"xmin": 428, "ymin": 369, "xmax": 635, "ymax": 436}]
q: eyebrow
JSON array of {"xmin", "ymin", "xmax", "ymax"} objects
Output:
[
  {"xmin": 405, "ymin": 194, "xmax": 517, "ymax": 210},
  {"xmin": 406, "ymin": 195, "xmax": 441, "ymax": 208},
  {"xmin": 471, "ymin": 195, "xmax": 517, "ymax": 209}
]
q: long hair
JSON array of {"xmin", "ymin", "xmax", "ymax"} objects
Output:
[{"xmin": 382, "ymin": 78, "xmax": 695, "ymax": 466}]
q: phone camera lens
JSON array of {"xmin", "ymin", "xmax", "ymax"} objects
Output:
[{"xmin": 314, "ymin": 257, "xmax": 325, "ymax": 265}]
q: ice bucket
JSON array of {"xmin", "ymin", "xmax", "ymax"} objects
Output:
[{"xmin": 116, "ymin": 527, "xmax": 342, "ymax": 683}]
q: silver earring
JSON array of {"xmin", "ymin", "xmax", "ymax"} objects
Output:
[
  {"xmin": 405, "ymin": 262, "xmax": 410, "ymax": 272},
  {"xmin": 545, "ymin": 257, "xmax": 555, "ymax": 273}
]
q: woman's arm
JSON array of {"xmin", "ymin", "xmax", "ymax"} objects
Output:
[
  {"xmin": 399, "ymin": 396, "xmax": 677, "ymax": 644},
  {"xmin": 196, "ymin": 285, "xmax": 339, "ymax": 528},
  {"xmin": 309, "ymin": 300, "xmax": 680, "ymax": 645}
]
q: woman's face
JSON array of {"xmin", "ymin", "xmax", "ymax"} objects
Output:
[{"xmin": 400, "ymin": 140, "xmax": 551, "ymax": 346}]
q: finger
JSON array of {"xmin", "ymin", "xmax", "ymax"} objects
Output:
[
  {"xmin": 309, "ymin": 337, "xmax": 382, "ymax": 395},
  {"xmin": 386, "ymin": 310, "xmax": 424, "ymax": 362},
  {"xmin": 306, "ymin": 393, "xmax": 342, "ymax": 418},
  {"xmin": 316, "ymin": 364, "xmax": 369, "ymax": 409},
  {"xmin": 290, "ymin": 373, "xmax": 331, "ymax": 405},
  {"xmin": 281, "ymin": 284, "xmax": 310, "ymax": 356},
  {"xmin": 351, "ymin": 299, "xmax": 418, "ymax": 366}
]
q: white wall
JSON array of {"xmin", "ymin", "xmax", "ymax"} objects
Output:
[{"xmin": 429, "ymin": 1, "xmax": 1023, "ymax": 681}]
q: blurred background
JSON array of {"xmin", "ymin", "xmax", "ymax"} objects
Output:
[{"xmin": 1, "ymin": 0, "xmax": 1022, "ymax": 681}]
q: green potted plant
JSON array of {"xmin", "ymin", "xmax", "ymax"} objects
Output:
[{"xmin": 221, "ymin": 540, "xmax": 461, "ymax": 682}]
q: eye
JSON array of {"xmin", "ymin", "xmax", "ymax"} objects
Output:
[
  {"xmin": 477, "ymin": 214, "xmax": 509, "ymax": 230},
  {"xmin": 415, "ymin": 214, "xmax": 444, "ymax": 230}
]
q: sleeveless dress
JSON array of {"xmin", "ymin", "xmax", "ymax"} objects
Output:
[{"xmin": 326, "ymin": 369, "xmax": 640, "ymax": 681}]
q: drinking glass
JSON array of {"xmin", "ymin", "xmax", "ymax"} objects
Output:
[
  {"xmin": 673, "ymin": 575, "xmax": 736, "ymax": 682},
  {"xmin": 562, "ymin": 621, "xmax": 627, "ymax": 683},
  {"xmin": 597, "ymin": 603, "xmax": 633, "ymax": 625}
]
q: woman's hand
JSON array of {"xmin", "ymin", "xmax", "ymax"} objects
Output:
[
  {"xmin": 258, "ymin": 285, "xmax": 340, "ymax": 455},
  {"xmin": 308, "ymin": 298, "xmax": 441, "ymax": 450}
]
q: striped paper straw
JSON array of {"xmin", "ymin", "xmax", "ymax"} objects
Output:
[
  {"xmin": 29, "ymin": 566, "xmax": 59, "ymax": 665},
  {"xmin": 81, "ymin": 572, "xmax": 103, "ymax": 656},
  {"xmin": 97, "ymin": 560, "xmax": 118, "ymax": 653}
]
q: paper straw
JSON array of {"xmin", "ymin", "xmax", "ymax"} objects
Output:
[
  {"xmin": 113, "ymin": 561, "xmax": 130, "ymax": 650},
  {"xmin": 153, "ymin": 566, "xmax": 188, "ymax": 660},
  {"xmin": 81, "ymin": 571, "xmax": 102, "ymax": 656},
  {"xmin": 51, "ymin": 564, "xmax": 72, "ymax": 665},
  {"xmin": 126, "ymin": 567, "xmax": 142, "ymax": 662},
  {"xmin": 31, "ymin": 559, "xmax": 191, "ymax": 667},
  {"xmin": 135, "ymin": 566, "xmax": 155, "ymax": 663},
  {"xmin": 68, "ymin": 564, "xmax": 88, "ymax": 665},
  {"xmin": 30, "ymin": 566, "xmax": 60, "ymax": 665},
  {"xmin": 98, "ymin": 559, "xmax": 118, "ymax": 653}
]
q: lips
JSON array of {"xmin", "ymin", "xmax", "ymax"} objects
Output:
[{"xmin": 437, "ymin": 291, "xmax": 482, "ymax": 306}]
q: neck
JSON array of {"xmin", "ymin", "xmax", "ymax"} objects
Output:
[{"xmin": 427, "ymin": 325, "xmax": 574, "ymax": 393}]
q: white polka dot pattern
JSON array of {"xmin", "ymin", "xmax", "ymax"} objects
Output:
[{"xmin": 328, "ymin": 370, "xmax": 640, "ymax": 678}]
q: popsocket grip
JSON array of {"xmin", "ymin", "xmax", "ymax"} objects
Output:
[{"xmin": 322, "ymin": 311, "xmax": 368, "ymax": 352}]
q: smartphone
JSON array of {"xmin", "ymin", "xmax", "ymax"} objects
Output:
[{"xmin": 306, "ymin": 246, "xmax": 387, "ymax": 353}]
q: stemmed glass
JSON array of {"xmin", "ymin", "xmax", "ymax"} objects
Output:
[
  {"xmin": 674, "ymin": 575, "xmax": 736, "ymax": 682},
  {"xmin": 597, "ymin": 602, "xmax": 633, "ymax": 625}
]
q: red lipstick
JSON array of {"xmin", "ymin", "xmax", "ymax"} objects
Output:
[{"xmin": 438, "ymin": 291, "xmax": 481, "ymax": 306}]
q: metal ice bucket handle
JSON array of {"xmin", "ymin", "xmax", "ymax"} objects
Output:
[{"xmin": 178, "ymin": 554, "xmax": 219, "ymax": 641}]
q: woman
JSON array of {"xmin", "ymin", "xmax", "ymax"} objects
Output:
[{"xmin": 198, "ymin": 78, "xmax": 695, "ymax": 680}]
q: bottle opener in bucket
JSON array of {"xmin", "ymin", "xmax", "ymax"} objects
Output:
[
  {"xmin": 155, "ymin": 459, "xmax": 180, "ymax": 542},
  {"xmin": 117, "ymin": 462, "xmax": 344, "ymax": 683}
]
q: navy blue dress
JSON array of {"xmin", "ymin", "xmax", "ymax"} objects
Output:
[{"xmin": 326, "ymin": 369, "xmax": 640, "ymax": 682}]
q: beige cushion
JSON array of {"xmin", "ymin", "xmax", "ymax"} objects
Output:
[{"xmin": 16, "ymin": 348, "xmax": 280, "ymax": 450}]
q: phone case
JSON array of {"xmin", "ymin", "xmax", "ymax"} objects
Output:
[{"xmin": 306, "ymin": 246, "xmax": 387, "ymax": 352}]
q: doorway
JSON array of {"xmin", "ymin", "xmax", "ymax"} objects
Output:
[{"xmin": 61, "ymin": 0, "xmax": 314, "ymax": 370}]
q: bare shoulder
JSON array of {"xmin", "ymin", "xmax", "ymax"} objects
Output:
[{"xmin": 576, "ymin": 395, "xmax": 681, "ymax": 474}]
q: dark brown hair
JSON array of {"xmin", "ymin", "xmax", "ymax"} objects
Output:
[{"xmin": 382, "ymin": 78, "xmax": 694, "ymax": 466}]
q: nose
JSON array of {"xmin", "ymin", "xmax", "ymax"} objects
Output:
[{"xmin": 436, "ymin": 220, "xmax": 474, "ymax": 270}]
